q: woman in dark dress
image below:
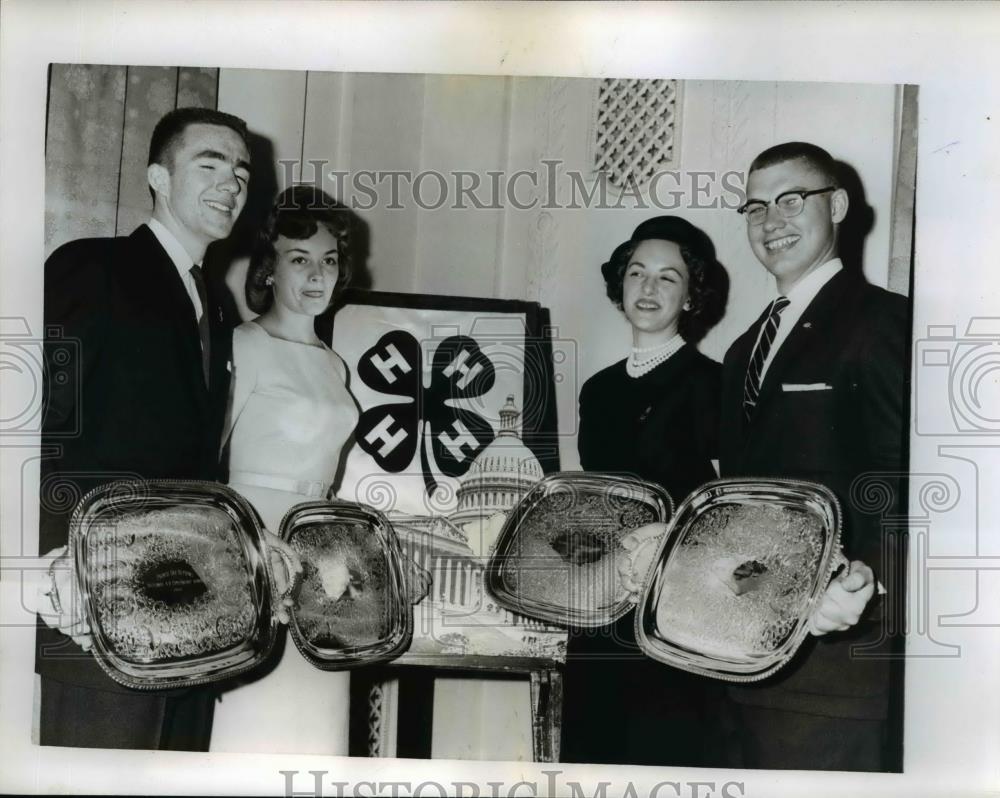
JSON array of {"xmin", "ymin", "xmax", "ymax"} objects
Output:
[{"xmin": 560, "ymin": 216, "xmax": 729, "ymax": 767}]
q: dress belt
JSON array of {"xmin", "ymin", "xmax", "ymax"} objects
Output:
[{"xmin": 229, "ymin": 470, "xmax": 330, "ymax": 499}]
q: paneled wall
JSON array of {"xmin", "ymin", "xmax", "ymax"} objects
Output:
[{"xmin": 44, "ymin": 64, "xmax": 218, "ymax": 256}]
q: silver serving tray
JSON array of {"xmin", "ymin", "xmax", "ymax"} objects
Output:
[
  {"xmin": 70, "ymin": 480, "xmax": 279, "ymax": 690},
  {"xmin": 634, "ymin": 478, "xmax": 846, "ymax": 682},
  {"xmin": 280, "ymin": 501, "xmax": 415, "ymax": 669},
  {"xmin": 485, "ymin": 472, "xmax": 673, "ymax": 627}
]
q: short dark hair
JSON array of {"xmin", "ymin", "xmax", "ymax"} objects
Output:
[
  {"xmin": 246, "ymin": 185, "xmax": 353, "ymax": 315},
  {"xmin": 600, "ymin": 216, "xmax": 729, "ymax": 344},
  {"xmin": 748, "ymin": 141, "xmax": 840, "ymax": 187},
  {"xmin": 147, "ymin": 106, "xmax": 249, "ymax": 169}
]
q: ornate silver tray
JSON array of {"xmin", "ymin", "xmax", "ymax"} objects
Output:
[
  {"xmin": 280, "ymin": 501, "xmax": 416, "ymax": 668},
  {"xmin": 70, "ymin": 480, "xmax": 279, "ymax": 690},
  {"xmin": 634, "ymin": 478, "xmax": 846, "ymax": 682},
  {"xmin": 485, "ymin": 472, "xmax": 673, "ymax": 627}
]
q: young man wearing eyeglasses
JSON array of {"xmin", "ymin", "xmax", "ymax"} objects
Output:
[{"xmin": 718, "ymin": 142, "xmax": 910, "ymax": 771}]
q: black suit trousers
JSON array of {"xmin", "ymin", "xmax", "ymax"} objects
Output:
[{"xmin": 40, "ymin": 677, "xmax": 215, "ymax": 751}]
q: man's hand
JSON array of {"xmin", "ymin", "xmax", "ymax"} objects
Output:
[
  {"xmin": 262, "ymin": 530, "xmax": 303, "ymax": 625},
  {"xmin": 617, "ymin": 522, "xmax": 669, "ymax": 603},
  {"xmin": 809, "ymin": 560, "xmax": 876, "ymax": 636},
  {"xmin": 38, "ymin": 546, "xmax": 93, "ymax": 651}
]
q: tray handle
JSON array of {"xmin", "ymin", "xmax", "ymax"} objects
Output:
[
  {"xmin": 45, "ymin": 547, "xmax": 69, "ymax": 616},
  {"xmin": 269, "ymin": 541, "xmax": 303, "ymax": 608},
  {"xmin": 829, "ymin": 550, "xmax": 887, "ymax": 596},
  {"xmin": 43, "ymin": 546, "xmax": 92, "ymax": 644}
]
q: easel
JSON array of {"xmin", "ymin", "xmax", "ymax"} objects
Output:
[{"xmin": 349, "ymin": 655, "xmax": 563, "ymax": 762}]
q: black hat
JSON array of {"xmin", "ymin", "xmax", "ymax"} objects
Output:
[{"xmin": 630, "ymin": 216, "xmax": 718, "ymax": 260}]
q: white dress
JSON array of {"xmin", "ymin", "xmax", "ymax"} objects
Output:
[{"xmin": 210, "ymin": 320, "xmax": 359, "ymax": 755}]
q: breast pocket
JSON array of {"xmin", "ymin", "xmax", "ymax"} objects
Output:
[{"xmin": 775, "ymin": 387, "xmax": 841, "ymax": 473}]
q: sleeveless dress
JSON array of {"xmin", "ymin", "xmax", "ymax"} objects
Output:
[{"xmin": 209, "ymin": 320, "xmax": 360, "ymax": 755}]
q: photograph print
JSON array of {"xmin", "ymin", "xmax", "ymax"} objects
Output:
[{"xmin": 34, "ymin": 62, "xmax": 914, "ymax": 770}]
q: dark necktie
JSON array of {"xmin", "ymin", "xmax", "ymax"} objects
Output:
[
  {"xmin": 189, "ymin": 264, "xmax": 211, "ymax": 386},
  {"xmin": 742, "ymin": 295, "xmax": 790, "ymax": 420}
]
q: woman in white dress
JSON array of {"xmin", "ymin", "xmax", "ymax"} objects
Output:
[{"xmin": 210, "ymin": 185, "xmax": 359, "ymax": 754}]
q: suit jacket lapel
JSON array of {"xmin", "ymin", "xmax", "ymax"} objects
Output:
[
  {"xmin": 735, "ymin": 304, "xmax": 771, "ymax": 376},
  {"xmin": 751, "ymin": 270, "xmax": 854, "ymax": 414},
  {"xmin": 129, "ymin": 225, "xmax": 210, "ymax": 412},
  {"xmin": 722, "ymin": 305, "xmax": 770, "ymax": 458}
]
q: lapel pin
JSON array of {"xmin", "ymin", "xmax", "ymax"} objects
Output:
[{"xmin": 803, "ymin": 322, "xmax": 813, "ymax": 329}]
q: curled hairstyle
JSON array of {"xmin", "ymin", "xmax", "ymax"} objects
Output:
[
  {"xmin": 246, "ymin": 185, "xmax": 353, "ymax": 315},
  {"xmin": 748, "ymin": 141, "xmax": 840, "ymax": 187},
  {"xmin": 600, "ymin": 216, "xmax": 729, "ymax": 344}
]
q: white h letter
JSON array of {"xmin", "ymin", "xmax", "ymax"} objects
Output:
[
  {"xmin": 369, "ymin": 343, "xmax": 411, "ymax": 384},
  {"xmin": 438, "ymin": 420, "xmax": 478, "ymax": 462},
  {"xmin": 442, "ymin": 348, "xmax": 484, "ymax": 390},
  {"xmin": 365, "ymin": 414, "xmax": 408, "ymax": 457}
]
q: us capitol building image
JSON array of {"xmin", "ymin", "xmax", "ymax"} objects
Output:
[{"xmin": 390, "ymin": 395, "xmax": 566, "ymax": 659}]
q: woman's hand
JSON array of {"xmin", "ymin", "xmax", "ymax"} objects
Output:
[
  {"xmin": 617, "ymin": 523, "xmax": 669, "ymax": 604},
  {"xmin": 261, "ymin": 530, "xmax": 303, "ymax": 625},
  {"xmin": 809, "ymin": 560, "xmax": 876, "ymax": 636},
  {"xmin": 38, "ymin": 546, "xmax": 93, "ymax": 650}
]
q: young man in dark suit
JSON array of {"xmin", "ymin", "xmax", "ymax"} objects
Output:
[
  {"xmin": 37, "ymin": 107, "xmax": 251, "ymax": 750},
  {"xmin": 720, "ymin": 142, "xmax": 910, "ymax": 771}
]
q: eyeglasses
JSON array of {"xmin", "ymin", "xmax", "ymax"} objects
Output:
[{"xmin": 737, "ymin": 187, "xmax": 836, "ymax": 226}]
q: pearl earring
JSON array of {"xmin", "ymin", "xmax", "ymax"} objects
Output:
[{"xmin": 265, "ymin": 275, "xmax": 274, "ymax": 286}]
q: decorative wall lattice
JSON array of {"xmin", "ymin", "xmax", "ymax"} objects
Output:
[{"xmin": 593, "ymin": 78, "xmax": 679, "ymax": 188}]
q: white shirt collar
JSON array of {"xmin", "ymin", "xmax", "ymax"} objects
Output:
[
  {"xmin": 753, "ymin": 258, "xmax": 843, "ymax": 385},
  {"xmin": 147, "ymin": 218, "xmax": 204, "ymax": 321},
  {"xmin": 147, "ymin": 217, "xmax": 197, "ymax": 277},
  {"xmin": 782, "ymin": 257, "xmax": 843, "ymax": 309}
]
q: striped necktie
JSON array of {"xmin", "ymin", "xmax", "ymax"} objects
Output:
[
  {"xmin": 189, "ymin": 264, "xmax": 211, "ymax": 386},
  {"xmin": 742, "ymin": 295, "xmax": 790, "ymax": 421}
]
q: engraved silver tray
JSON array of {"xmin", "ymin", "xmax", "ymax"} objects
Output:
[
  {"xmin": 485, "ymin": 472, "xmax": 673, "ymax": 627},
  {"xmin": 70, "ymin": 480, "xmax": 279, "ymax": 690},
  {"xmin": 634, "ymin": 478, "xmax": 846, "ymax": 682},
  {"xmin": 280, "ymin": 501, "xmax": 415, "ymax": 668}
]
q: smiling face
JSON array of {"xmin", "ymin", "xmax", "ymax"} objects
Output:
[
  {"xmin": 270, "ymin": 227, "xmax": 341, "ymax": 319},
  {"xmin": 148, "ymin": 122, "xmax": 250, "ymax": 260},
  {"xmin": 745, "ymin": 157, "xmax": 847, "ymax": 294},
  {"xmin": 621, "ymin": 238, "xmax": 691, "ymax": 347}
]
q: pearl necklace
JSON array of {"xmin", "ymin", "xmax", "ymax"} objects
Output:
[{"xmin": 626, "ymin": 333, "xmax": 684, "ymax": 378}]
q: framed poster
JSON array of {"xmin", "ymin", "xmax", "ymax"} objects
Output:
[{"xmin": 329, "ymin": 289, "xmax": 569, "ymax": 668}]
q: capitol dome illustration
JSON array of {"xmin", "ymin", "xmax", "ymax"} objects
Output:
[
  {"xmin": 386, "ymin": 394, "xmax": 560, "ymax": 658},
  {"xmin": 449, "ymin": 394, "xmax": 543, "ymax": 529}
]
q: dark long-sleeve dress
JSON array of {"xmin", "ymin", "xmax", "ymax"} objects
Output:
[{"xmin": 559, "ymin": 343, "xmax": 724, "ymax": 766}]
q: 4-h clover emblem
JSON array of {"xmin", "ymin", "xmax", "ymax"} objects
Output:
[{"xmin": 356, "ymin": 330, "xmax": 497, "ymax": 496}]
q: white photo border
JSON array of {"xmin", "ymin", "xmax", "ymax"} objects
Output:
[{"xmin": 2, "ymin": 2, "xmax": 998, "ymax": 796}]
